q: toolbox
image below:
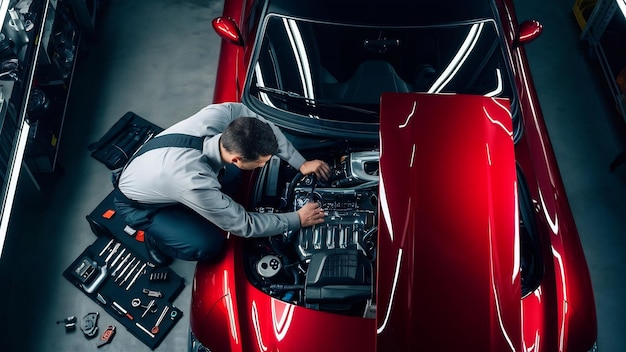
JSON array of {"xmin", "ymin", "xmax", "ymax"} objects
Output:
[
  {"xmin": 63, "ymin": 190, "xmax": 185, "ymax": 350},
  {"xmin": 87, "ymin": 111, "xmax": 164, "ymax": 170}
]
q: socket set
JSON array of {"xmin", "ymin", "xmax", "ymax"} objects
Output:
[{"xmin": 63, "ymin": 236, "xmax": 185, "ymax": 349}]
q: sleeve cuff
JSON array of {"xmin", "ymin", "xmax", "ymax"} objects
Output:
[
  {"xmin": 285, "ymin": 211, "xmax": 301, "ymax": 231},
  {"xmin": 287, "ymin": 153, "xmax": 306, "ymax": 171}
]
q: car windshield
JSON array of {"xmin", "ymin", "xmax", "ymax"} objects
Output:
[{"xmin": 247, "ymin": 15, "xmax": 513, "ymax": 122}]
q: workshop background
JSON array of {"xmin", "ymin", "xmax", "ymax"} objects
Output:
[{"xmin": 0, "ymin": 0, "xmax": 625, "ymax": 351}]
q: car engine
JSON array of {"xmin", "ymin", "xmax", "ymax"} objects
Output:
[{"xmin": 245, "ymin": 148, "xmax": 379, "ymax": 317}]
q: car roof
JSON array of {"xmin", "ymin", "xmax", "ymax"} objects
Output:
[{"xmin": 266, "ymin": 0, "xmax": 495, "ymax": 25}]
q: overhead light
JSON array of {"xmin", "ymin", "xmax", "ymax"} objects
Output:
[
  {"xmin": 618, "ymin": 0, "xmax": 626, "ymax": 20},
  {"xmin": 283, "ymin": 18, "xmax": 314, "ymax": 100},
  {"xmin": 428, "ymin": 23, "xmax": 484, "ymax": 94},
  {"xmin": 0, "ymin": 122, "xmax": 31, "ymax": 257},
  {"xmin": 485, "ymin": 68, "xmax": 503, "ymax": 97}
]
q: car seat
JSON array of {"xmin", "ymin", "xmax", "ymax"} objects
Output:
[{"xmin": 326, "ymin": 60, "xmax": 412, "ymax": 103}]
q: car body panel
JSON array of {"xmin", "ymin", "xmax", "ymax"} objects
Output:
[{"xmin": 376, "ymin": 93, "xmax": 519, "ymax": 351}]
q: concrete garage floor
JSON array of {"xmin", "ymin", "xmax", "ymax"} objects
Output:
[{"xmin": 0, "ymin": 0, "xmax": 624, "ymax": 351}]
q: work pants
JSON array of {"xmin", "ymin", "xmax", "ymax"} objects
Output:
[{"xmin": 114, "ymin": 165, "xmax": 240, "ymax": 262}]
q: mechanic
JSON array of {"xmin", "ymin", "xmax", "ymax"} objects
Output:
[{"xmin": 113, "ymin": 102, "xmax": 330, "ymax": 266}]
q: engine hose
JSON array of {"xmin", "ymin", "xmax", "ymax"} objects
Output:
[
  {"xmin": 269, "ymin": 230, "xmax": 304, "ymax": 302},
  {"xmin": 271, "ymin": 284, "xmax": 305, "ymax": 291},
  {"xmin": 350, "ymin": 180, "xmax": 379, "ymax": 190},
  {"xmin": 285, "ymin": 171, "xmax": 304, "ymax": 211},
  {"xmin": 282, "ymin": 266, "xmax": 303, "ymax": 302}
]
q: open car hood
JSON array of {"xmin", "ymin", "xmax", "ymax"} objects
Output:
[{"xmin": 376, "ymin": 93, "xmax": 521, "ymax": 350}]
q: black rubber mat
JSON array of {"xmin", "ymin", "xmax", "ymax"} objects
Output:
[{"xmin": 63, "ymin": 191, "xmax": 184, "ymax": 350}]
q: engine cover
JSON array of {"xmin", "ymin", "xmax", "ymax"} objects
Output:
[{"xmin": 293, "ymin": 187, "xmax": 377, "ymax": 261}]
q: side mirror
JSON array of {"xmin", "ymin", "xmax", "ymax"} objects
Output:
[
  {"xmin": 212, "ymin": 17, "xmax": 244, "ymax": 46},
  {"xmin": 515, "ymin": 20, "xmax": 543, "ymax": 46}
]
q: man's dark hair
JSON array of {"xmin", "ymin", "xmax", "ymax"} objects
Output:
[{"xmin": 221, "ymin": 117, "xmax": 279, "ymax": 161}]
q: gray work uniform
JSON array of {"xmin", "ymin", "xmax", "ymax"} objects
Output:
[{"xmin": 115, "ymin": 102, "xmax": 305, "ymax": 261}]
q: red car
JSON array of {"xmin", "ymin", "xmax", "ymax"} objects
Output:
[{"xmin": 189, "ymin": 0, "xmax": 598, "ymax": 351}]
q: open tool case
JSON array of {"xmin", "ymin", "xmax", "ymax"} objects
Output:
[
  {"xmin": 87, "ymin": 111, "xmax": 164, "ymax": 170},
  {"xmin": 63, "ymin": 191, "xmax": 185, "ymax": 350}
]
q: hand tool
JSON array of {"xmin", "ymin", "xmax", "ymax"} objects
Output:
[
  {"xmin": 142, "ymin": 288, "xmax": 163, "ymax": 298},
  {"xmin": 111, "ymin": 301, "xmax": 133, "ymax": 320},
  {"xmin": 115, "ymin": 257, "xmax": 135, "ymax": 282},
  {"xmin": 111, "ymin": 252, "xmax": 131, "ymax": 277},
  {"xmin": 135, "ymin": 322, "xmax": 155, "ymax": 338},
  {"xmin": 73, "ymin": 258, "xmax": 97, "ymax": 283},
  {"xmin": 112, "ymin": 130, "xmax": 137, "ymax": 159},
  {"xmin": 56, "ymin": 316, "xmax": 77, "ymax": 331},
  {"xmin": 120, "ymin": 260, "xmax": 141, "ymax": 286},
  {"xmin": 151, "ymin": 306, "xmax": 169, "ymax": 334},
  {"xmin": 104, "ymin": 242, "xmax": 121, "ymax": 263},
  {"xmin": 97, "ymin": 325, "xmax": 116, "ymax": 348},
  {"xmin": 122, "ymin": 125, "xmax": 149, "ymax": 155},
  {"xmin": 126, "ymin": 263, "xmax": 146, "ymax": 291},
  {"xmin": 131, "ymin": 298, "xmax": 157, "ymax": 314},
  {"xmin": 131, "ymin": 298, "xmax": 143, "ymax": 308},
  {"xmin": 97, "ymin": 293, "xmax": 107, "ymax": 305},
  {"xmin": 109, "ymin": 248, "xmax": 126, "ymax": 268},
  {"xmin": 98, "ymin": 239, "xmax": 114, "ymax": 257},
  {"xmin": 141, "ymin": 299, "xmax": 156, "ymax": 318},
  {"xmin": 82, "ymin": 263, "xmax": 107, "ymax": 294},
  {"xmin": 149, "ymin": 270, "xmax": 168, "ymax": 281}
]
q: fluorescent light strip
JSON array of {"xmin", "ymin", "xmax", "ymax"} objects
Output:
[
  {"xmin": 255, "ymin": 63, "xmax": 277, "ymax": 108},
  {"xmin": 618, "ymin": 0, "xmax": 626, "ymax": 20},
  {"xmin": 428, "ymin": 23, "xmax": 484, "ymax": 93},
  {"xmin": 283, "ymin": 19, "xmax": 314, "ymax": 100},
  {"xmin": 0, "ymin": 122, "xmax": 31, "ymax": 257},
  {"xmin": 485, "ymin": 68, "xmax": 503, "ymax": 97},
  {"xmin": 1, "ymin": 0, "xmax": 51, "ymax": 258}
]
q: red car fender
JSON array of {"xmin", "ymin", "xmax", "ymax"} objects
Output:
[
  {"xmin": 499, "ymin": 1, "xmax": 598, "ymax": 349},
  {"xmin": 191, "ymin": 239, "xmax": 244, "ymax": 352},
  {"xmin": 515, "ymin": 49, "xmax": 597, "ymax": 352}
]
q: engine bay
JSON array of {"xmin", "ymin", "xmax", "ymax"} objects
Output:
[{"xmin": 245, "ymin": 146, "xmax": 379, "ymax": 317}]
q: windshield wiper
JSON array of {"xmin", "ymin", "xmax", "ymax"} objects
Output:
[{"xmin": 256, "ymin": 86, "xmax": 378, "ymax": 116}]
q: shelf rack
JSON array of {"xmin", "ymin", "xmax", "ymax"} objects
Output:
[
  {"xmin": 0, "ymin": 0, "xmax": 52, "ymax": 255},
  {"xmin": 0, "ymin": 0, "xmax": 88, "ymax": 256},
  {"xmin": 580, "ymin": 0, "xmax": 626, "ymax": 121}
]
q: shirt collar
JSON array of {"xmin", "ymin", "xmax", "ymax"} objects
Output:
[{"xmin": 204, "ymin": 133, "xmax": 226, "ymax": 173}]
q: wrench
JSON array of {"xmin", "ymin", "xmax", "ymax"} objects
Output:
[{"xmin": 151, "ymin": 306, "xmax": 169, "ymax": 334}]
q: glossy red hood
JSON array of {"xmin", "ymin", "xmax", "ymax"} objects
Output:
[{"xmin": 376, "ymin": 93, "xmax": 520, "ymax": 351}]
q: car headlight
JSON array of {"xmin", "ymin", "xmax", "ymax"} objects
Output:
[
  {"xmin": 189, "ymin": 328, "xmax": 212, "ymax": 352},
  {"xmin": 588, "ymin": 341, "xmax": 599, "ymax": 352}
]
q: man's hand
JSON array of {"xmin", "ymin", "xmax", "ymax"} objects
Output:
[
  {"xmin": 297, "ymin": 202, "xmax": 326, "ymax": 227},
  {"xmin": 300, "ymin": 160, "xmax": 331, "ymax": 181}
]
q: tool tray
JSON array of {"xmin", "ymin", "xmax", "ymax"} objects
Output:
[
  {"xmin": 87, "ymin": 111, "xmax": 164, "ymax": 170},
  {"xmin": 63, "ymin": 190, "xmax": 185, "ymax": 350}
]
